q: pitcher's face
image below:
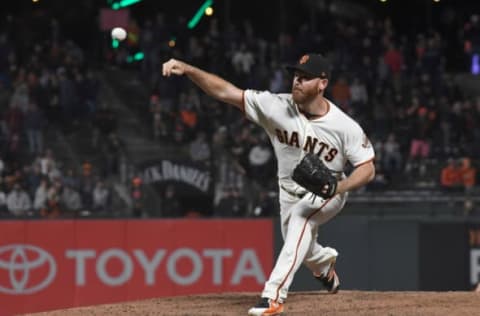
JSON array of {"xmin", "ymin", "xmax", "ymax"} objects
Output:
[{"xmin": 291, "ymin": 71, "xmax": 327, "ymax": 105}]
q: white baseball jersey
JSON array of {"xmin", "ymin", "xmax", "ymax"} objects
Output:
[
  {"xmin": 243, "ymin": 89, "xmax": 375, "ymax": 303},
  {"xmin": 243, "ymin": 89, "xmax": 375, "ymax": 194}
]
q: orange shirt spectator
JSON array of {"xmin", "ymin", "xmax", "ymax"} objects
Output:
[
  {"xmin": 82, "ymin": 161, "xmax": 93, "ymax": 177},
  {"xmin": 180, "ymin": 109, "xmax": 198, "ymax": 128},
  {"xmin": 441, "ymin": 159, "xmax": 461, "ymax": 188},
  {"xmin": 459, "ymin": 158, "xmax": 476, "ymax": 189}
]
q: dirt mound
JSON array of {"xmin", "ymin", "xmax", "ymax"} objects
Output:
[{"xmin": 28, "ymin": 290, "xmax": 480, "ymax": 316}]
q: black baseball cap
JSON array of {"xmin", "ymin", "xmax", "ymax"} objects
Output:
[{"xmin": 286, "ymin": 53, "xmax": 331, "ymax": 79}]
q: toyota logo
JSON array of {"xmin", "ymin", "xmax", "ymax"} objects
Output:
[{"xmin": 0, "ymin": 244, "xmax": 56, "ymax": 295}]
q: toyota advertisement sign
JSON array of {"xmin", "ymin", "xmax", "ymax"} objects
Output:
[{"xmin": 0, "ymin": 219, "xmax": 273, "ymax": 315}]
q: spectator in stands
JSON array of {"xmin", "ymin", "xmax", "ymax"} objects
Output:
[
  {"xmin": 269, "ymin": 64, "xmax": 287, "ymax": 93},
  {"xmin": 24, "ymin": 163, "xmax": 42, "ymax": 197},
  {"xmin": 46, "ymin": 160, "xmax": 62, "ymax": 183},
  {"xmin": 61, "ymin": 184, "xmax": 82, "ymax": 214},
  {"xmin": 4, "ymin": 166, "xmax": 20, "ymax": 192},
  {"xmin": 384, "ymin": 43, "xmax": 404, "ymax": 78},
  {"xmin": 3, "ymin": 2, "xmax": 477, "ymax": 219},
  {"xmin": 33, "ymin": 177, "xmax": 49, "ymax": 213},
  {"xmin": 92, "ymin": 179, "xmax": 110, "ymax": 213},
  {"xmin": 232, "ymin": 43, "xmax": 255, "ymax": 85},
  {"xmin": 6, "ymin": 183, "xmax": 31, "ymax": 216},
  {"xmin": 40, "ymin": 199, "xmax": 61, "ymax": 218},
  {"xmin": 0, "ymin": 187, "xmax": 8, "ymax": 217},
  {"xmin": 46, "ymin": 179, "xmax": 62, "ymax": 207},
  {"xmin": 188, "ymin": 131, "xmax": 211, "ymax": 163},
  {"xmin": 178, "ymin": 93, "xmax": 199, "ymax": 142},
  {"xmin": 131, "ymin": 176, "xmax": 145, "ymax": 217},
  {"xmin": 349, "ymin": 77, "xmax": 368, "ymax": 115},
  {"xmin": 440, "ymin": 158, "xmax": 462, "ymax": 191},
  {"xmin": 63, "ymin": 168, "xmax": 80, "ymax": 190},
  {"xmin": 383, "ymin": 133, "xmax": 403, "ymax": 176},
  {"xmin": 36, "ymin": 148, "xmax": 56, "ymax": 176},
  {"xmin": 104, "ymin": 132, "xmax": 125, "ymax": 177},
  {"xmin": 406, "ymin": 100, "xmax": 436, "ymax": 177},
  {"xmin": 79, "ymin": 160, "xmax": 95, "ymax": 210},
  {"xmin": 459, "ymin": 157, "xmax": 476, "ymax": 193},
  {"xmin": 24, "ymin": 102, "xmax": 46, "ymax": 155}
]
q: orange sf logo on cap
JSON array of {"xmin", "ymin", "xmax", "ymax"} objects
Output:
[{"xmin": 299, "ymin": 55, "xmax": 309, "ymax": 64}]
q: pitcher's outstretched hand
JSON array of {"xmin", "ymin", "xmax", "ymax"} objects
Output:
[{"xmin": 162, "ymin": 59, "xmax": 188, "ymax": 77}]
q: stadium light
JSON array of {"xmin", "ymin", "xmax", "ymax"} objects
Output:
[
  {"xmin": 134, "ymin": 52, "xmax": 144, "ymax": 61},
  {"xmin": 188, "ymin": 0, "xmax": 214, "ymax": 29},
  {"xmin": 126, "ymin": 52, "xmax": 145, "ymax": 63},
  {"xmin": 472, "ymin": 54, "xmax": 479, "ymax": 75},
  {"xmin": 111, "ymin": 0, "xmax": 142, "ymax": 10}
]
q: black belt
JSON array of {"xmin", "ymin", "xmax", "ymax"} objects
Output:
[{"xmin": 280, "ymin": 185, "xmax": 307, "ymax": 198}]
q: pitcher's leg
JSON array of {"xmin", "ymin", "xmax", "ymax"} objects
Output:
[
  {"xmin": 261, "ymin": 210, "xmax": 316, "ymax": 302},
  {"xmin": 303, "ymin": 230, "xmax": 338, "ymax": 276},
  {"xmin": 261, "ymin": 196, "xmax": 335, "ymax": 302},
  {"xmin": 303, "ymin": 193, "xmax": 347, "ymax": 276}
]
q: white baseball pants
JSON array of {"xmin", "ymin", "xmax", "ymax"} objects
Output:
[{"xmin": 261, "ymin": 188, "xmax": 347, "ymax": 302}]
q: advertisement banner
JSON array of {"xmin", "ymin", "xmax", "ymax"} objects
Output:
[
  {"xmin": 140, "ymin": 159, "xmax": 213, "ymax": 196},
  {"xmin": 0, "ymin": 219, "xmax": 272, "ymax": 315}
]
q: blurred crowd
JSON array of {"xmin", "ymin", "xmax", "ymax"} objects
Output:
[
  {"xmin": 0, "ymin": 14, "xmax": 125, "ymax": 218},
  {"xmin": 108, "ymin": 9, "xmax": 480, "ymax": 216},
  {"xmin": 1, "ymin": 3, "xmax": 479, "ymax": 218}
]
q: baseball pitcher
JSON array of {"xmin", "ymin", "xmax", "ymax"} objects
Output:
[{"xmin": 162, "ymin": 53, "xmax": 375, "ymax": 316}]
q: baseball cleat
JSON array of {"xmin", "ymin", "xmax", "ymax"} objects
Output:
[
  {"xmin": 316, "ymin": 261, "xmax": 340, "ymax": 294},
  {"xmin": 247, "ymin": 297, "xmax": 284, "ymax": 316}
]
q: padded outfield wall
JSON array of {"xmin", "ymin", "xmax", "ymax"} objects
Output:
[
  {"xmin": 0, "ymin": 216, "xmax": 478, "ymax": 315},
  {"xmin": 288, "ymin": 215, "xmax": 479, "ymax": 292}
]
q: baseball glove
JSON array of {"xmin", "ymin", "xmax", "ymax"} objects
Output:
[{"xmin": 292, "ymin": 153, "xmax": 338, "ymax": 199}]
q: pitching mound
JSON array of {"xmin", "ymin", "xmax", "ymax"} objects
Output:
[{"xmin": 29, "ymin": 290, "xmax": 480, "ymax": 315}]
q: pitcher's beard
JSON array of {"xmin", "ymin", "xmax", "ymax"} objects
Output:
[{"xmin": 292, "ymin": 89, "xmax": 316, "ymax": 107}]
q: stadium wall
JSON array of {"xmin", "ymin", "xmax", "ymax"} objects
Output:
[
  {"xmin": 0, "ymin": 220, "xmax": 272, "ymax": 315},
  {"xmin": 287, "ymin": 216, "xmax": 479, "ymax": 292},
  {"xmin": 1, "ymin": 216, "xmax": 478, "ymax": 315}
]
